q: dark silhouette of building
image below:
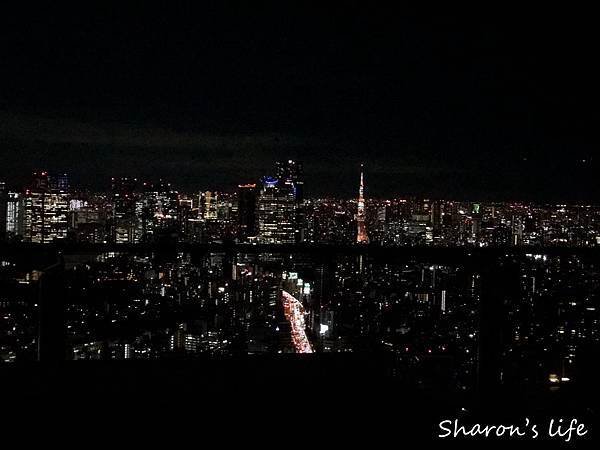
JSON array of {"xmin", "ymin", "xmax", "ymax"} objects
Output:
[{"xmin": 237, "ymin": 183, "xmax": 257, "ymax": 241}]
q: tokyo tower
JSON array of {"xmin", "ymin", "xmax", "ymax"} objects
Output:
[{"xmin": 356, "ymin": 164, "xmax": 369, "ymax": 244}]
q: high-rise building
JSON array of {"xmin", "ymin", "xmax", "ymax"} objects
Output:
[
  {"xmin": 6, "ymin": 192, "xmax": 22, "ymax": 238},
  {"xmin": 22, "ymin": 171, "xmax": 69, "ymax": 243},
  {"xmin": 70, "ymin": 203, "xmax": 108, "ymax": 243},
  {"xmin": 111, "ymin": 177, "xmax": 140, "ymax": 244},
  {"xmin": 177, "ymin": 195, "xmax": 195, "ymax": 238},
  {"xmin": 201, "ymin": 191, "xmax": 219, "ymax": 220},
  {"xmin": 356, "ymin": 164, "xmax": 369, "ymax": 244},
  {"xmin": 431, "ymin": 201, "xmax": 442, "ymax": 233},
  {"xmin": 257, "ymin": 176, "xmax": 296, "ymax": 244},
  {"xmin": 0, "ymin": 182, "xmax": 7, "ymax": 240},
  {"xmin": 512, "ymin": 215, "xmax": 523, "ymax": 246},
  {"xmin": 216, "ymin": 195, "xmax": 233, "ymax": 221},
  {"xmin": 139, "ymin": 180, "xmax": 179, "ymax": 240},
  {"xmin": 237, "ymin": 184, "xmax": 257, "ymax": 241},
  {"xmin": 470, "ymin": 203, "xmax": 482, "ymax": 242},
  {"xmin": 276, "ymin": 160, "xmax": 304, "ymax": 202},
  {"xmin": 276, "ymin": 160, "xmax": 305, "ymax": 241},
  {"xmin": 50, "ymin": 173, "xmax": 70, "ymax": 192}
]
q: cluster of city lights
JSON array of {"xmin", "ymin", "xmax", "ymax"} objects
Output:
[{"xmin": 281, "ymin": 290, "xmax": 313, "ymax": 354}]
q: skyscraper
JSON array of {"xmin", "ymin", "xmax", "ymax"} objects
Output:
[
  {"xmin": 50, "ymin": 173, "xmax": 70, "ymax": 192},
  {"xmin": 356, "ymin": 164, "xmax": 369, "ymax": 244},
  {"xmin": 22, "ymin": 171, "xmax": 69, "ymax": 243},
  {"xmin": 201, "ymin": 191, "xmax": 219, "ymax": 220},
  {"xmin": 276, "ymin": 160, "xmax": 304, "ymax": 202},
  {"xmin": 111, "ymin": 177, "xmax": 140, "ymax": 244},
  {"xmin": 6, "ymin": 192, "xmax": 22, "ymax": 238},
  {"xmin": 257, "ymin": 176, "xmax": 296, "ymax": 244},
  {"xmin": 237, "ymin": 184, "xmax": 257, "ymax": 241},
  {"xmin": 0, "ymin": 182, "xmax": 7, "ymax": 240},
  {"xmin": 139, "ymin": 180, "xmax": 179, "ymax": 240},
  {"xmin": 275, "ymin": 160, "xmax": 305, "ymax": 242}
]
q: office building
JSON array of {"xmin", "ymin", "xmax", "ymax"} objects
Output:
[
  {"xmin": 22, "ymin": 171, "xmax": 69, "ymax": 243},
  {"xmin": 257, "ymin": 176, "xmax": 296, "ymax": 244}
]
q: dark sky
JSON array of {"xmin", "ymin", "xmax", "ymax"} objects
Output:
[{"xmin": 1, "ymin": 6, "xmax": 599, "ymax": 201}]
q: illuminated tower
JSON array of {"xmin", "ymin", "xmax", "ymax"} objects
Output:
[{"xmin": 356, "ymin": 164, "xmax": 369, "ymax": 244}]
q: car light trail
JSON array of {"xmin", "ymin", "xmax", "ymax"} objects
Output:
[{"xmin": 281, "ymin": 290, "xmax": 313, "ymax": 353}]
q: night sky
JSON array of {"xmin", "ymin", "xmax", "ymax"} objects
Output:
[{"xmin": 2, "ymin": 6, "xmax": 599, "ymax": 201}]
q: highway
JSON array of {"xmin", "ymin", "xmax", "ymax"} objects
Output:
[{"xmin": 281, "ymin": 290, "xmax": 313, "ymax": 353}]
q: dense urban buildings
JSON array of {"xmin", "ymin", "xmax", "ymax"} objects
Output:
[
  {"xmin": 3, "ymin": 162, "xmax": 600, "ymax": 247},
  {"xmin": 4, "ymin": 6, "xmax": 600, "ymax": 442},
  {"xmin": 1, "ymin": 161, "xmax": 600, "ymax": 364},
  {"xmin": 1, "ymin": 161, "xmax": 600, "ymax": 427},
  {"xmin": 2, "ymin": 236, "xmax": 598, "ymax": 393}
]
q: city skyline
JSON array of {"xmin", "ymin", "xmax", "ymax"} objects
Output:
[
  {"xmin": 4, "ymin": 161, "xmax": 600, "ymax": 248},
  {"xmin": 2, "ymin": 5, "xmax": 599, "ymax": 442},
  {"xmin": 3, "ymin": 162, "xmax": 600, "ymax": 205}
]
